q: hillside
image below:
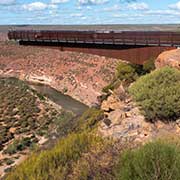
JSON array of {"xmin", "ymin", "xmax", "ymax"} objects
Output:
[
  {"xmin": 0, "ymin": 77, "xmax": 74, "ymax": 177},
  {"xmin": 1, "ymin": 41, "xmax": 180, "ymax": 180},
  {"xmin": 2, "ymin": 24, "xmax": 180, "ymax": 33},
  {"xmin": 5, "ymin": 64, "xmax": 180, "ymax": 180},
  {"xmin": 0, "ymin": 41, "xmax": 119, "ymax": 178},
  {"xmin": 0, "ymin": 42, "xmax": 118, "ymax": 106}
]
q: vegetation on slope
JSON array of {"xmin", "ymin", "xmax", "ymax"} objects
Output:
[
  {"xmin": 115, "ymin": 140, "xmax": 180, "ymax": 180},
  {"xmin": 129, "ymin": 67, "xmax": 180, "ymax": 121},
  {"xmin": 0, "ymin": 77, "xmax": 64, "ymax": 149},
  {"xmin": 143, "ymin": 58, "xmax": 155, "ymax": 73},
  {"xmin": 6, "ymin": 132, "xmax": 103, "ymax": 180},
  {"xmin": 6, "ymin": 108, "xmax": 117, "ymax": 180},
  {"xmin": 5, "ymin": 62, "xmax": 180, "ymax": 180},
  {"xmin": 0, "ymin": 77, "xmax": 74, "ymax": 174},
  {"xmin": 102, "ymin": 59, "xmax": 155, "ymax": 93}
]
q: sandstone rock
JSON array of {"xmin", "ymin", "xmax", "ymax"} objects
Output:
[
  {"xmin": 155, "ymin": 49, "xmax": 180, "ymax": 69},
  {"xmin": 155, "ymin": 120, "xmax": 166, "ymax": 129},
  {"xmin": 97, "ymin": 93, "xmax": 108, "ymax": 104},
  {"xmin": 101, "ymin": 95, "xmax": 124, "ymax": 112},
  {"xmin": 108, "ymin": 109, "xmax": 125, "ymax": 126},
  {"xmin": 176, "ymin": 126, "xmax": 180, "ymax": 133},
  {"xmin": 99, "ymin": 98, "xmax": 154, "ymax": 143},
  {"xmin": 9, "ymin": 127, "xmax": 16, "ymax": 134},
  {"xmin": 125, "ymin": 112, "xmax": 131, "ymax": 117},
  {"xmin": 176, "ymin": 119, "xmax": 180, "ymax": 128},
  {"xmin": 99, "ymin": 88, "xmax": 180, "ymax": 144},
  {"xmin": 113, "ymin": 84, "xmax": 127, "ymax": 101}
]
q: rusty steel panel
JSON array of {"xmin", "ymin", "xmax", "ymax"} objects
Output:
[
  {"xmin": 7, "ymin": 29, "xmax": 179, "ymax": 64},
  {"xmin": 59, "ymin": 46, "xmax": 175, "ymax": 64},
  {"xmin": 18, "ymin": 40, "xmax": 175, "ymax": 64}
]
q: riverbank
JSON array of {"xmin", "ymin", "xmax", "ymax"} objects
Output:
[{"xmin": 29, "ymin": 82, "xmax": 88, "ymax": 115}]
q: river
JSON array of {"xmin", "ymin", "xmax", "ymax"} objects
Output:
[{"xmin": 29, "ymin": 83, "xmax": 89, "ymax": 115}]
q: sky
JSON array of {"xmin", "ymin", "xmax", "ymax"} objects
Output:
[{"xmin": 1, "ymin": 0, "xmax": 180, "ymax": 24}]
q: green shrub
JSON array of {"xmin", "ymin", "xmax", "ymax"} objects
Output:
[
  {"xmin": 115, "ymin": 140, "xmax": 180, "ymax": 180},
  {"xmin": 3, "ymin": 141, "xmax": 18, "ymax": 155},
  {"xmin": 76, "ymin": 108, "xmax": 103, "ymax": 131},
  {"xmin": 5, "ymin": 159, "xmax": 14, "ymax": 166},
  {"xmin": 5, "ymin": 108, "xmax": 105, "ymax": 180},
  {"xmin": 102, "ymin": 80, "xmax": 118, "ymax": 93},
  {"xmin": 6, "ymin": 132, "xmax": 103, "ymax": 180},
  {"xmin": 4, "ymin": 137, "xmax": 33, "ymax": 155},
  {"xmin": 102, "ymin": 62, "xmax": 143, "ymax": 93},
  {"xmin": 116, "ymin": 62, "xmax": 139, "ymax": 83},
  {"xmin": 143, "ymin": 58, "xmax": 155, "ymax": 73},
  {"xmin": 129, "ymin": 67, "xmax": 180, "ymax": 121}
]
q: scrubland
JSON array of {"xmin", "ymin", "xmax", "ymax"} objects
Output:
[{"xmin": 0, "ymin": 40, "xmax": 180, "ymax": 180}]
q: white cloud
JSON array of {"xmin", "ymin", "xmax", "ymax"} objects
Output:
[
  {"xmin": 128, "ymin": 2, "xmax": 149, "ymax": 10},
  {"xmin": 104, "ymin": 4, "xmax": 121, "ymax": 11},
  {"xmin": 22, "ymin": 2, "xmax": 48, "ymax": 11},
  {"xmin": 22, "ymin": 2, "xmax": 57, "ymax": 11},
  {"xmin": 70, "ymin": 13, "xmax": 83, "ymax": 17},
  {"xmin": 51, "ymin": 0, "xmax": 69, "ymax": 4},
  {"xmin": 112, "ymin": 14, "xmax": 129, "ymax": 18},
  {"xmin": 78, "ymin": 0, "xmax": 108, "ymax": 5},
  {"xmin": 145, "ymin": 10, "xmax": 180, "ymax": 16},
  {"xmin": 169, "ymin": 1, "xmax": 180, "ymax": 10},
  {"xmin": 0, "ymin": 0, "xmax": 15, "ymax": 5},
  {"xmin": 81, "ymin": 16, "xmax": 87, "ymax": 20},
  {"xmin": 49, "ymin": 4, "xmax": 58, "ymax": 9}
]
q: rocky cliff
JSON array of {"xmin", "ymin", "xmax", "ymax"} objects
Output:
[{"xmin": 155, "ymin": 48, "xmax": 180, "ymax": 69}]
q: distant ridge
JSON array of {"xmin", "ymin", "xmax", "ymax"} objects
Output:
[{"xmin": 1, "ymin": 24, "xmax": 180, "ymax": 33}]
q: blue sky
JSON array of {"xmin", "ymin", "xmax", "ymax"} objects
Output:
[{"xmin": 1, "ymin": 0, "xmax": 180, "ymax": 24}]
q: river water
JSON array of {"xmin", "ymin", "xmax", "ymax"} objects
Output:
[{"xmin": 29, "ymin": 83, "xmax": 88, "ymax": 115}]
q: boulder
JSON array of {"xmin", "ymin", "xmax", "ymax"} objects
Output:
[
  {"xmin": 101, "ymin": 95, "xmax": 124, "ymax": 112},
  {"xmin": 113, "ymin": 84, "xmax": 127, "ymax": 101},
  {"xmin": 155, "ymin": 49, "xmax": 180, "ymax": 69},
  {"xmin": 108, "ymin": 109, "xmax": 125, "ymax": 126}
]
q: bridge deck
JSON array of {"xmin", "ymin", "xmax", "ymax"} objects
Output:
[
  {"xmin": 8, "ymin": 30, "xmax": 178, "ymax": 64},
  {"xmin": 8, "ymin": 30, "xmax": 180, "ymax": 47}
]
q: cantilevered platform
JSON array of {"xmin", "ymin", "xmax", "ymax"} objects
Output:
[{"xmin": 8, "ymin": 30, "xmax": 177, "ymax": 64}]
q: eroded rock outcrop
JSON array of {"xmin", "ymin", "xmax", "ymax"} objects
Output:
[
  {"xmin": 155, "ymin": 48, "xmax": 180, "ymax": 69},
  {"xmin": 99, "ymin": 94, "xmax": 151, "ymax": 142},
  {"xmin": 99, "ymin": 93, "xmax": 180, "ymax": 143}
]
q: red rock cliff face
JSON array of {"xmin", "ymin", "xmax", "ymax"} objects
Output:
[
  {"xmin": 155, "ymin": 48, "xmax": 180, "ymax": 70},
  {"xmin": 0, "ymin": 43, "xmax": 119, "ymax": 106}
]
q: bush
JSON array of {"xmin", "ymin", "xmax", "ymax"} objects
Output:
[
  {"xmin": 6, "ymin": 132, "xmax": 103, "ymax": 180},
  {"xmin": 5, "ymin": 159, "xmax": 14, "ymax": 166},
  {"xmin": 102, "ymin": 80, "xmax": 119, "ymax": 93},
  {"xmin": 102, "ymin": 62, "xmax": 143, "ymax": 93},
  {"xmin": 115, "ymin": 140, "xmax": 180, "ymax": 180},
  {"xmin": 143, "ymin": 58, "xmax": 155, "ymax": 73},
  {"xmin": 116, "ymin": 62, "xmax": 139, "ymax": 83},
  {"xmin": 76, "ymin": 108, "xmax": 103, "ymax": 131},
  {"xmin": 5, "ymin": 108, "xmax": 105, "ymax": 180},
  {"xmin": 4, "ymin": 137, "xmax": 33, "ymax": 155},
  {"xmin": 129, "ymin": 67, "xmax": 180, "ymax": 121}
]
